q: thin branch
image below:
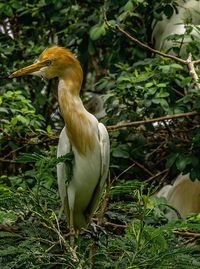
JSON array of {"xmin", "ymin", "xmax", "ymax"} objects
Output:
[
  {"xmin": 145, "ymin": 169, "xmax": 169, "ymax": 183},
  {"xmin": 102, "ymin": 6, "xmax": 186, "ymax": 65},
  {"xmin": 173, "ymin": 229, "xmax": 200, "ymax": 238},
  {"xmin": 107, "ymin": 111, "xmax": 199, "ymax": 130},
  {"xmin": 104, "ymin": 221, "xmax": 127, "ymax": 229},
  {"xmin": 113, "ymin": 162, "xmax": 136, "ymax": 182},
  {"xmin": 114, "ymin": 24, "xmax": 200, "ymax": 89},
  {"xmin": 187, "ymin": 53, "xmax": 200, "ymax": 90},
  {"xmin": 131, "ymin": 158, "xmax": 153, "ymax": 176},
  {"xmin": 112, "ymin": 24, "xmax": 186, "ymax": 65},
  {"xmin": 103, "ymin": 11, "xmax": 200, "ymax": 88},
  {"xmin": 192, "ymin": 59, "xmax": 200, "ymax": 64},
  {"xmin": 0, "ymin": 158, "xmax": 17, "ymax": 163}
]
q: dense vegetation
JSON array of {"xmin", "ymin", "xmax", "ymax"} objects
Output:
[{"xmin": 0, "ymin": 0, "xmax": 200, "ymax": 268}]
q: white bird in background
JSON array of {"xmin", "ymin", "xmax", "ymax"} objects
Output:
[
  {"xmin": 10, "ymin": 46, "xmax": 110, "ymax": 234},
  {"xmin": 152, "ymin": 0, "xmax": 200, "ymax": 218},
  {"xmin": 157, "ymin": 174, "xmax": 200, "ymax": 219},
  {"xmin": 152, "ymin": 0, "xmax": 200, "ymax": 55}
]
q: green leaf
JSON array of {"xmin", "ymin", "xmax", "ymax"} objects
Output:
[
  {"xmin": 176, "ymin": 156, "xmax": 189, "ymax": 171},
  {"xmin": 152, "ymin": 98, "xmax": 169, "ymax": 111},
  {"xmin": 11, "ymin": 117, "xmax": 18, "ymax": 125},
  {"xmin": 112, "ymin": 145, "xmax": 130, "ymax": 158},
  {"xmin": 47, "ymin": 125, "xmax": 52, "ymax": 133},
  {"xmin": 17, "ymin": 153, "xmax": 45, "ymax": 163},
  {"xmin": 0, "ymin": 210, "xmax": 18, "ymax": 224},
  {"xmin": 166, "ymin": 153, "xmax": 179, "ymax": 168},
  {"xmin": 56, "ymin": 152, "xmax": 74, "ymax": 164},
  {"xmin": 160, "ymin": 99, "xmax": 169, "ymax": 111},
  {"xmin": 89, "ymin": 24, "xmax": 106, "ymax": 41},
  {"xmin": 0, "ymin": 107, "xmax": 9, "ymax": 113},
  {"xmin": 57, "ymin": 152, "xmax": 74, "ymax": 182},
  {"xmin": 107, "ymin": 20, "xmax": 116, "ymax": 26},
  {"xmin": 170, "ymin": 63, "xmax": 183, "ymax": 70},
  {"xmin": 156, "ymin": 90, "xmax": 169, "ymax": 98},
  {"xmin": 16, "ymin": 115, "xmax": 29, "ymax": 124},
  {"xmin": 190, "ymin": 168, "xmax": 200, "ymax": 181},
  {"xmin": 145, "ymin": 82, "xmax": 154, "ymax": 88},
  {"xmin": 193, "ymin": 96, "xmax": 200, "ymax": 111},
  {"xmin": 124, "ymin": 0, "xmax": 134, "ymax": 12},
  {"xmin": 157, "ymin": 83, "xmax": 167, "ymax": 88}
]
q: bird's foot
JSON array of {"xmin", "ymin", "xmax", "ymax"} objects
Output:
[{"xmin": 87, "ymin": 222, "xmax": 108, "ymax": 246}]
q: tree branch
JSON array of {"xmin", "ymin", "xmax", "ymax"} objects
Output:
[
  {"xmin": 113, "ymin": 25, "xmax": 200, "ymax": 88},
  {"xmin": 113, "ymin": 24, "xmax": 186, "ymax": 65},
  {"xmin": 187, "ymin": 53, "xmax": 200, "ymax": 90},
  {"xmin": 107, "ymin": 111, "xmax": 199, "ymax": 130},
  {"xmin": 173, "ymin": 229, "xmax": 200, "ymax": 238}
]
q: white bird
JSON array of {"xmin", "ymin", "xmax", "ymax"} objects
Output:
[
  {"xmin": 157, "ymin": 174, "xmax": 200, "ymax": 219},
  {"xmin": 152, "ymin": 0, "xmax": 200, "ymax": 56},
  {"xmin": 152, "ymin": 0, "xmax": 200, "ymax": 218},
  {"xmin": 9, "ymin": 46, "xmax": 110, "ymax": 232}
]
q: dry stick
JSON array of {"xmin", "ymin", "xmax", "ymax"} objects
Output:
[
  {"xmin": 104, "ymin": 221, "xmax": 127, "ymax": 229},
  {"xmin": 113, "ymin": 24, "xmax": 200, "ymax": 77},
  {"xmin": 145, "ymin": 168, "xmax": 169, "ymax": 183},
  {"xmin": 107, "ymin": 111, "xmax": 199, "ymax": 131},
  {"xmin": 131, "ymin": 158, "xmax": 153, "ymax": 176},
  {"xmin": 187, "ymin": 53, "xmax": 200, "ymax": 89},
  {"xmin": 113, "ymin": 25, "xmax": 186, "ymax": 64},
  {"xmin": 173, "ymin": 229, "xmax": 200, "ymax": 238},
  {"xmin": 113, "ymin": 162, "xmax": 136, "ymax": 182}
]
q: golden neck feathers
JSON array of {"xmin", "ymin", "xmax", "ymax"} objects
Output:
[{"xmin": 9, "ymin": 46, "xmax": 97, "ymax": 155}]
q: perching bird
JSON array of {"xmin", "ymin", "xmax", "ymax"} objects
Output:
[{"xmin": 10, "ymin": 46, "xmax": 110, "ymax": 232}]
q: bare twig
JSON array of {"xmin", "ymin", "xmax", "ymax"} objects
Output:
[
  {"xmin": 103, "ymin": 11, "xmax": 200, "ymax": 88},
  {"xmin": 131, "ymin": 159, "xmax": 153, "ymax": 176},
  {"xmin": 192, "ymin": 59, "xmax": 200, "ymax": 65},
  {"xmin": 145, "ymin": 169, "xmax": 169, "ymax": 183},
  {"xmin": 113, "ymin": 24, "xmax": 186, "ymax": 65},
  {"xmin": 187, "ymin": 53, "xmax": 200, "ymax": 89},
  {"xmin": 112, "ymin": 162, "xmax": 136, "ymax": 182},
  {"xmin": 173, "ymin": 229, "xmax": 200, "ymax": 238},
  {"xmin": 107, "ymin": 111, "xmax": 199, "ymax": 130},
  {"xmin": 115, "ymin": 24, "xmax": 200, "ymax": 89},
  {"xmin": 104, "ymin": 221, "xmax": 127, "ymax": 229}
]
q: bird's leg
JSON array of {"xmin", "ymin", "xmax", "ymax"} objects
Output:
[
  {"xmin": 58, "ymin": 204, "xmax": 64, "ymax": 220},
  {"xmin": 69, "ymin": 210, "xmax": 83, "ymax": 267},
  {"xmin": 69, "ymin": 209, "xmax": 76, "ymax": 248}
]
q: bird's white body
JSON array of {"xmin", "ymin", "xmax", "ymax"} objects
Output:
[
  {"xmin": 152, "ymin": 1, "xmax": 200, "ymax": 219},
  {"xmin": 157, "ymin": 174, "xmax": 200, "ymax": 218},
  {"xmin": 57, "ymin": 120, "xmax": 109, "ymax": 228},
  {"xmin": 56, "ymin": 77, "xmax": 109, "ymax": 229},
  {"xmin": 10, "ymin": 46, "xmax": 110, "ymax": 231},
  {"xmin": 152, "ymin": 0, "xmax": 200, "ymax": 55}
]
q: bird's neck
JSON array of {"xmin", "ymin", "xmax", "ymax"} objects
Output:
[{"xmin": 58, "ymin": 76, "xmax": 97, "ymax": 155}]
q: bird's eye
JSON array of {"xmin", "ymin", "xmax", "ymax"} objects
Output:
[{"xmin": 45, "ymin": 60, "xmax": 52, "ymax": 66}]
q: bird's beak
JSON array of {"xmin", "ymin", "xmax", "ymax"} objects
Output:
[{"xmin": 9, "ymin": 61, "xmax": 47, "ymax": 78}]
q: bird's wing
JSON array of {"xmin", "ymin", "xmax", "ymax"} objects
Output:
[
  {"xmin": 85, "ymin": 123, "xmax": 110, "ymax": 219},
  {"xmin": 57, "ymin": 126, "xmax": 71, "ymax": 219},
  {"xmin": 98, "ymin": 123, "xmax": 110, "ymax": 189}
]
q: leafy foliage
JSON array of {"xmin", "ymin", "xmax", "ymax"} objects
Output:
[{"xmin": 1, "ymin": 0, "xmax": 200, "ymax": 268}]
